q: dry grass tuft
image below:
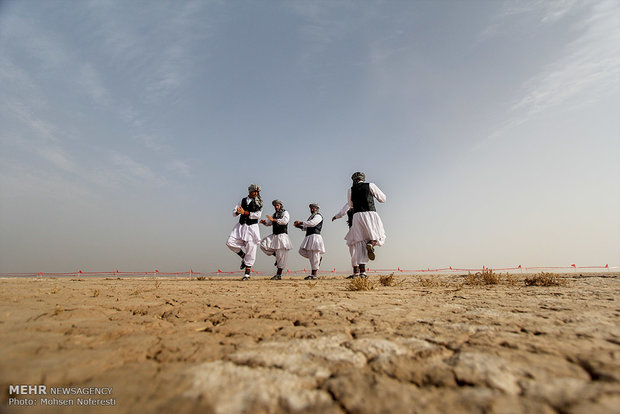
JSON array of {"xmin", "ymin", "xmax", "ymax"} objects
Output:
[
  {"xmin": 465, "ymin": 269, "xmax": 500, "ymax": 286},
  {"xmin": 92, "ymin": 289, "xmax": 100, "ymax": 297},
  {"xmin": 524, "ymin": 272, "xmax": 567, "ymax": 287},
  {"xmin": 418, "ymin": 277, "xmax": 444, "ymax": 287},
  {"xmin": 347, "ymin": 277, "xmax": 375, "ymax": 291},
  {"xmin": 379, "ymin": 273, "xmax": 395, "ymax": 286},
  {"xmin": 504, "ymin": 273, "xmax": 518, "ymax": 286},
  {"xmin": 195, "ymin": 276, "xmax": 207, "ymax": 281}
]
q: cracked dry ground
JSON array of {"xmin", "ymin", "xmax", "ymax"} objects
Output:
[{"xmin": 1, "ymin": 274, "xmax": 619, "ymax": 414}]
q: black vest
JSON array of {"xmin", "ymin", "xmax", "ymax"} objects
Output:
[
  {"xmin": 306, "ymin": 213, "xmax": 323, "ymax": 235},
  {"xmin": 272, "ymin": 209, "xmax": 288, "ymax": 235},
  {"xmin": 351, "ymin": 182, "xmax": 376, "ymax": 213},
  {"xmin": 239, "ymin": 198, "xmax": 260, "ymax": 225}
]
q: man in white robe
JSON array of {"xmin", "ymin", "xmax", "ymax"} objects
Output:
[
  {"xmin": 333, "ymin": 172, "xmax": 386, "ymax": 278},
  {"xmin": 226, "ymin": 184, "xmax": 263, "ymax": 281},
  {"xmin": 294, "ymin": 203, "xmax": 326, "ymax": 280},
  {"xmin": 260, "ymin": 199, "xmax": 292, "ymax": 280}
]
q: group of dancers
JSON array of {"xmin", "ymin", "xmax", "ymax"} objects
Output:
[{"xmin": 226, "ymin": 172, "xmax": 386, "ymax": 281}]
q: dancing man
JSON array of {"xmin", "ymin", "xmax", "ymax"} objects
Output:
[
  {"xmin": 334, "ymin": 172, "xmax": 386, "ymax": 278},
  {"xmin": 226, "ymin": 184, "xmax": 263, "ymax": 281},
  {"xmin": 260, "ymin": 199, "xmax": 292, "ymax": 280},
  {"xmin": 294, "ymin": 203, "xmax": 326, "ymax": 280}
]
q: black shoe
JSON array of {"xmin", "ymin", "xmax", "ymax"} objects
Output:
[
  {"xmin": 359, "ymin": 273, "xmax": 368, "ymax": 279},
  {"xmin": 366, "ymin": 243, "xmax": 375, "ymax": 261},
  {"xmin": 271, "ymin": 275, "xmax": 281, "ymax": 280},
  {"xmin": 240, "ymin": 261, "xmax": 246, "ymax": 270},
  {"xmin": 241, "ymin": 275, "xmax": 250, "ymax": 281},
  {"xmin": 304, "ymin": 275, "xmax": 316, "ymax": 280},
  {"xmin": 346, "ymin": 274, "xmax": 360, "ymax": 279}
]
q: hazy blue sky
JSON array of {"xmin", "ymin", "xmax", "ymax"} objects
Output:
[{"xmin": 1, "ymin": 0, "xmax": 618, "ymax": 273}]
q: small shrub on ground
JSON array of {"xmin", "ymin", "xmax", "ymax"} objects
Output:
[
  {"xmin": 465, "ymin": 269, "xmax": 500, "ymax": 286},
  {"xmin": 379, "ymin": 273, "xmax": 395, "ymax": 286},
  {"xmin": 504, "ymin": 273, "xmax": 518, "ymax": 286},
  {"xmin": 419, "ymin": 277, "xmax": 442, "ymax": 287},
  {"xmin": 524, "ymin": 272, "xmax": 566, "ymax": 287},
  {"xmin": 347, "ymin": 277, "xmax": 375, "ymax": 291}
]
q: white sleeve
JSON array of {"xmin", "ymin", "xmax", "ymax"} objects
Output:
[
  {"xmin": 302, "ymin": 214, "xmax": 323, "ymax": 228},
  {"xmin": 275, "ymin": 211, "xmax": 290, "ymax": 225},
  {"xmin": 249, "ymin": 209, "xmax": 262, "ymax": 220},
  {"xmin": 233, "ymin": 202, "xmax": 241, "ymax": 217},
  {"xmin": 370, "ymin": 183, "xmax": 386, "ymax": 203},
  {"xmin": 333, "ymin": 202, "xmax": 350, "ymax": 219}
]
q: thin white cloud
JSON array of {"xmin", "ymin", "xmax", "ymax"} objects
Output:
[
  {"xmin": 109, "ymin": 152, "xmax": 162, "ymax": 185},
  {"xmin": 0, "ymin": 163, "xmax": 95, "ymax": 203},
  {"xmin": 85, "ymin": 0, "xmax": 210, "ymax": 103},
  {"xmin": 478, "ymin": 1, "xmax": 585, "ymax": 45},
  {"xmin": 479, "ymin": 0, "xmax": 620, "ymax": 144},
  {"xmin": 35, "ymin": 146, "xmax": 79, "ymax": 174},
  {"xmin": 78, "ymin": 63, "xmax": 111, "ymax": 106},
  {"xmin": 132, "ymin": 133, "xmax": 170, "ymax": 153},
  {"xmin": 3, "ymin": 100, "xmax": 58, "ymax": 144},
  {"xmin": 0, "ymin": 101, "xmax": 79, "ymax": 174},
  {"xmin": 499, "ymin": 0, "xmax": 581, "ymax": 23},
  {"xmin": 510, "ymin": 0, "xmax": 620, "ymax": 120},
  {"xmin": 0, "ymin": 55, "xmax": 37, "ymax": 93},
  {"xmin": 286, "ymin": 0, "xmax": 370, "ymax": 71},
  {"xmin": 166, "ymin": 159, "xmax": 191, "ymax": 177}
]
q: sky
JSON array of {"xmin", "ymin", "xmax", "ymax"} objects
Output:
[{"xmin": 1, "ymin": 0, "xmax": 618, "ymax": 274}]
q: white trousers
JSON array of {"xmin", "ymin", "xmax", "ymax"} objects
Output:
[
  {"xmin": 299, "ymin": 248, "xmax": 322, "ymax": 271},
  {"xmin": 226, "ymin": 236, "xmax": 258, "ymax": 267},
  {"xmin": 349, "ymin": 244, "xmax": 357, "ymax": 267},
  {"xmin": 350, "ymin": 241, "xmax": 370, "ymax": 266},
  {"xmin": 260, "ymin": 244, "xmax": 289, "ymax": 269}
]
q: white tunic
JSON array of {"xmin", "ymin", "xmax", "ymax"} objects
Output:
[
  {"xmin": 299, "ymin": 214, "xmax": 326, "ymax": 253},
  {"xmin": 338, "ymin": 182, "xmax": 387, "ymax": 247},
  {"xmin": 228, "ymin": 197, "xmax": 262, "ymax": 244},
  {"xmin": 261, "ymin": 210, "xmax": 293, "ymax": 250}
]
